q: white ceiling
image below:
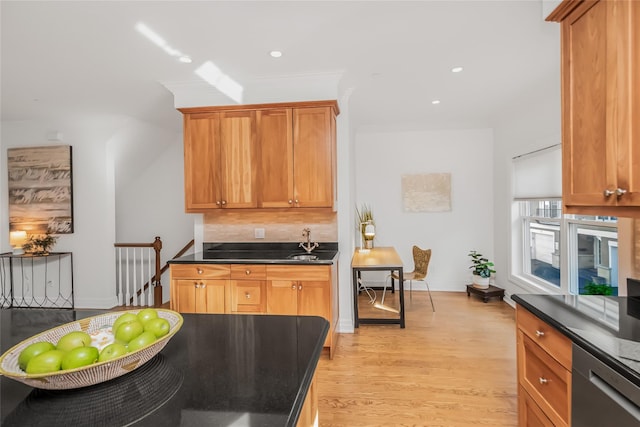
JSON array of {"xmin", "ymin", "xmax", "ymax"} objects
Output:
[{"xmin": 0, "ymin": 1, "xmax": 560, "ymax": 133}]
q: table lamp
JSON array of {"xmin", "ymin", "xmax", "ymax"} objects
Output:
[
  {"xmin": 10, "ymin": 231, "xmax": 27, "ymax": 255},
  {"xmin": 363, "ymin": 223, "xmax": 375, "ymax": 249}
]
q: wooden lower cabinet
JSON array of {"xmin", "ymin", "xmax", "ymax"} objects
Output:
[
  {"xmin": 229, "ymin": 264, "xmax": 266, "ymax": 313},
  {"xmin": 519, "ymin": 385, "xmax": 554, "ymax": 427},
  {"xmin": 516, "ymin": 304, "xmax": 572, "ymax": 427},
  {"xmin": 297, "ymin": 373, "xmax": 318, "ymax": 427},
  {"xmin": 174, "ymin": 279, "xmax": 226, "ymax": 314},
  {"xmin": 170, "ymin": 262, "xmax": 338, "ymax": 358},
  {"xmin": 170, "ymin": 264, "xmax": 230, "ymax": 314}
]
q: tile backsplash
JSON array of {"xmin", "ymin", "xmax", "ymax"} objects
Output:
[{"xmin": 203, "ymin": 210, "xmax": 337, "ymax": 242}]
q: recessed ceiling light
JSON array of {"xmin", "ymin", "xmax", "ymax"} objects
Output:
[
  {"xmin": 270, "ymin": 50, "xmax": 282, "ymax": 58},
  {"xmin": 432, "ymin": 100, "xmax": 441, "ymax": 105},
  {"xmin": 451, "ymin": 66, "xmax": 464, "ymax": 73}
]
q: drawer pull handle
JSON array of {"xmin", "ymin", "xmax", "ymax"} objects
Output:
[
  {"xmin": 616, "ymin": 188, "xmax": 628, "ymax": 197},
  {"xmin": 539, "ymin": 377, "xmax": 548, "ymax": 385},
  {"xmin": 245, "ymin": 292, "xmax": 251, "ymax": 299},
  {"xmin": 245, "ymin": 270, "xmax": 251, "ymax": 275},
  {"xmin": 197, "ymin": 268, "xmax": 203, "ymax": 275},
  {"xmin": 535, "ymin": 330, "xmax": 545, "ymax": 337},
  {"xmin": 604, "ymin": 189, "xmax": 615, "ymax": 197}
]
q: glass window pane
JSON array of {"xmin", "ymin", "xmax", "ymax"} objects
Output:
[
  {"xmin": 574, "ymin": 224, "xmax": 618, "ymax": 295},
  {"xmin": 527, "ymin": 219, "xmax": 560, "ymax": 287}
]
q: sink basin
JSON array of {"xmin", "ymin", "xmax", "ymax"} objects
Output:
[{"xmin": 288, "ymin": 254, "xmax": 319, "ymax": 261}]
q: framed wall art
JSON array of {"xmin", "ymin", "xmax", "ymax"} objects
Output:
[
  {"xmin": 401, "ymin": 173, "xmax": 451, "ymax": 213},
  {"xmin": 8, "ymin": 145, "xmax": 74, "ymax": 234}
]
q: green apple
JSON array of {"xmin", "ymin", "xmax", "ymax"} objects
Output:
[
  {"xmin": 61, "ymin": 346, "xmax": 99, "ymax": 370},
  {"xmin": 136, "ymin": 308, "xmax": 159, "ymax": 325},
  {"xmin": 115, "ymin": 320, "xmax": 144, "ymax": 343},
  {"xmin": 56, "ymin": 331, "xmax": 92, "ymax": 352},
  {"xmin": 126, "ymin": 331, "xmax": 156, "ymax": 352},
  {"xmin": 18, "ymin": 341, "xmax": 56, "ymax": 371},
  {"xmin": 143, "ymin": 317, "xmax": 170, "ymax": 338},
  {"xmin": 26, "ymin": 349, "xmax": 66, "ymax": 374},
  {"xmin": 98, "ymin": 342, "xmax": 128, "ymax": 362},
  {"xmin": 111, "ymin": 312, "xmax": 138, "ymax": 334}
]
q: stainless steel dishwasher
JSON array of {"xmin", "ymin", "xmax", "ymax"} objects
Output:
[{"xmin": 572, "ymin": 343, "xmax": 640, "ymax": 426}]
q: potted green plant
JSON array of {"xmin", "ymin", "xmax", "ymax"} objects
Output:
[
  {"xmin": 468, "ymin": 250, "xmax": 495, "ymax": 289},
  {"xmin": 23, "ymin": 232, "xmax": 57, "ymax": 256},
  {"xmin": 583, "ymin": 281, "xmax": 614, "ymax": 295}
]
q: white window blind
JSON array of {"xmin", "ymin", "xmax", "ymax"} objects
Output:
[{"xmin": 512, "ymin": 144, "xmax": 562, "ymax": 200}]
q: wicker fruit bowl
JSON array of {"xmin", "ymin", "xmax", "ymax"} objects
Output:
[{"xmin": 0, "ymin": 309, "xmax": 183, "ymax": 390}]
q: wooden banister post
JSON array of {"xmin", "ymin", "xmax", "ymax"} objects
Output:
[{"xmin": 153, "ymin": 236, "xmax": 163, "ymax": 307}]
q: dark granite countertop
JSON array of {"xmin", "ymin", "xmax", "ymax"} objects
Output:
[
  {"xmin": 168, "ymin": 242, "xmax": 339, "ymax": 265},
  {"xmin": 513, "ymin": 294, "xmax": 640, "ymax": 388},
  {"xmin": 0, "ymin": 309, "xmax": 329, "ymax": 426}
]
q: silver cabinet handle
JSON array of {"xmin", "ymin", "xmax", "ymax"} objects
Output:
[
  {"xmin": 194, "ymin": 282, "xmax": 200, "ymax": 288},
  {"xmin": 535, "ymin": 330, "xmax": 545, "ymax": 337},
  {"xmin": 298, "ymin": 284, "xmax": 303, "ymax": 290},
  {"xmin": 288, "ymin": 199, "xmax": 293, "ymax": 204},
  {"xmin": 294, "ymin": 199, "xmax": 299, "ymax": 204},
  {"xmin": 245, "ymin": 269, "xmax": 251, "ymax": 275},
  {"xmin": 616, "ymin": 188, "xmax": 627, "ymax": 197},
  {"xmin": 291, "ymin": 284, "xmax": 297, "ymax": 290},
  {"xmin": 201, "ymin": 283, "xmax": 206, "ymax": 289},
  {"xmin": 604, "ymin": 189, "xmax": 615, "ymax": 197},
  {"xmin": 221, "ymin": 200, "xmax": 227, "ymax": 206},
  {"xmin": 216, "ymin": 200, "xmax": 221, "ymax": 205},
  {"xmin": 245, "ymin": 292, "xmax": 251, "ymax": 299},
  {"xmin": 197, "ymin": 268, "xmax": 203, "ymax": 275},
  {"xmin": 539, "ymin": 377, "xmax": 548, "ymax": 385}
]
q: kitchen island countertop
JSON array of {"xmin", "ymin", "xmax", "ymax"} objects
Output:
[{"xmin": 0, "ymin": 309, "xmax": 328, "ymax": 426}]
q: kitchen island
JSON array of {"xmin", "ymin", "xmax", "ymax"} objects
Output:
[{"xmin": 0, "ymin": 309, "xmax": 328, "ymax": 426}]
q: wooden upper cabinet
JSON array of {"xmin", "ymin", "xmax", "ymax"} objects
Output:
[
  {"xmin": 293, "ymin": 107, "xmax": 336, "ymax": 208},
  {"xmin": 257, "ymin": 108, "xmax": 294, "ymax": 208},
  {"xmin": 183, "ymin": 113, "xmax": 220, "ymax": 211},
  {"xmin": 548, "ymin": 0, "xmax": 640, "ymax": 216},
  {"xmin": 180, "ymin": 100, "xmax": 338, "ymax": 212},
  {"xmin": 219, "ymin": 110, "xmax": 258, "ymax": 208},
  {"xmin": 182, "ymin": 110, "xmax": 257, "ymax": 211}
]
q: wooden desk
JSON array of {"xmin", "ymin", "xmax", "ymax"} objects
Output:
[{"xmin": 351, "ymin": 247, "xmax": 405, "ymax": 328}]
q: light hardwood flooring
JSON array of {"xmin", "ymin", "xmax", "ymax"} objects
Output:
[{"xmin": 316, "ymin": 291, "xmax": 517, "ymax": 427}]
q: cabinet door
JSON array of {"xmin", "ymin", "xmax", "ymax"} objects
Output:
[
  {"xmin": 293, "ymin": 107, "xmax": 334, "ymax": 208},
  {"xmin": 230, "ymin": 280, "xmax": 265, "ymax": 313},
  {"xmin": 266, "ymin": 280, "xmax": 298, "ymax": 315},
  {"xmin": 560, "ymin": 0, "xmax": 640, "ymax": 212},
  {"xmin": 298, "ymin": 280, "xmax": 330, "ymax": 320},
  {"xmin": 257, "ymin": 109, "xmax": 294, "ymax": 208},
  {"xmin": 183, "ymin": 113, "xmax": 221, "ymax": 211},
  {"xmin": 518, "ymin": 386, "xmax": 554, "ymax": 427},
  {"xmin": 219, "ymin": 111, "xmax": 257, "ymax": 208},
  {"xmin": 175, "ymin": 279, "xmax": 198, "ymax": 313},
  {"xmin": 198, "ymin": 279, "xmax": 226, "ymax": 314}
]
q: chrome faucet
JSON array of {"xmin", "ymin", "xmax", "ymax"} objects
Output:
[{"xmin": 299, "ymin": 228, "xmax": 319, "ymax": 253}]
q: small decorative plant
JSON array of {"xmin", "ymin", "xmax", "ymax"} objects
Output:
[
  {"xmin": 23, "ymin": 232, "xmax": 57, "ymax": 255},
  {"xmin": 583, "ymin": 281, "xmax": 614, "ymax": 296},
  {"xmin": 468, "ymin": 250, "xmax": 496, "ymax": 279}
]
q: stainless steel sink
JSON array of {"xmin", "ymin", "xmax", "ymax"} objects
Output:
[{"xmin": 288, "ymin": 254, "xmax": 319, "ymax": 261}]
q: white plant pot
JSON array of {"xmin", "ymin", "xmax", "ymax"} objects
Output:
[{"xmin": 472, "ymin": 275, "xmax": 490, "ymax": 289}]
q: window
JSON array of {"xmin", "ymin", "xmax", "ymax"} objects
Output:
[{"xmin": 514, "ymin": 200, "xmax": 617, "ymax": 295}]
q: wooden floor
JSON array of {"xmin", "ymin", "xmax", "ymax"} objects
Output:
[{"xmin": 316, "ymin": 291, "xmax": 517, "ymax": 427}]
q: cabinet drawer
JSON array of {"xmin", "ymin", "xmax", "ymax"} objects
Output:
[
  {"xmin": 170, "ymin": 264, "xmax": 230, "ymax": 279},
  {"xmin": 519, "ymin": 332, "xmax": 571, "ymax": 427},
  {"xmin": 230, "ymin": 281, "xmax": 265, "ymax": 313},
  {"xmin": 231, "ymin": 264, "xmax": 267, "ymax": 280},
  {"xmin": 518, "ymin": 385, "xmax": 554, "ymax": 427},
  {"xmin": 266, "ymin": 265, "xmax": 330, "ymax": 281},
  {"xmin": 517, "ymin": 305, "xmax": 572, "ymax": 369}
]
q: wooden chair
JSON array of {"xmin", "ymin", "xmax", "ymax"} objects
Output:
[{"xmin": 392, "ymin": 246, "xmax": 435, "ymax": 311}]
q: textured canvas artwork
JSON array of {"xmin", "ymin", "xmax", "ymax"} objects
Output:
[
  {"xmin": 402, "ymin": 173, "xmax": 451, "ymax": 212},
  {"xmin": 8, "ymin": 145, "xmax": 74, "ymax": 234}
]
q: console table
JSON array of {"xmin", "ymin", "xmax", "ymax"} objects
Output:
[
  {"xmin": 351, "ymin": 247, "xmax": 405, "ymax": 328},
  {"xmin": 0, "ymin": 252, "xmax": 74, "ymax": 309}
]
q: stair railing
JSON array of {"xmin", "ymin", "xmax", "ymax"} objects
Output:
[{"xmin": 114, "ymin": 237, "xmax": 195, "ymax": 307}]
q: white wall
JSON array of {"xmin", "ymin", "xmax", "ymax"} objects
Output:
[
  {"xmin": 492, "ymin": 71, "xmax": 562, "ymax": 299},
  {"xmin": 354, "ymin": 128, "xmax": 494, "ymax": 292},
  {"xmin": 112, "ymin": 118, "xmax": 195, "ymax": 303},
  {"xmin": 1, "ymin": 115, "xmax": 128, "ymax": 308}
]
